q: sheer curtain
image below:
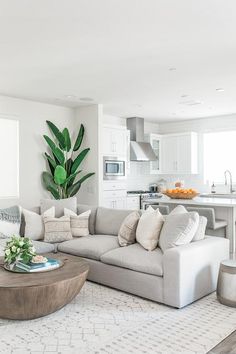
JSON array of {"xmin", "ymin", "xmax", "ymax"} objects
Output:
[{"xmin": 204, "ymin": 130, "xmax": 236, "ymax": 184}]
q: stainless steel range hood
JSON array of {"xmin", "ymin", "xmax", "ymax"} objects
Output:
[{"xmin": 127, "ymin": 117, "xmax": 157, "ymax": 161}]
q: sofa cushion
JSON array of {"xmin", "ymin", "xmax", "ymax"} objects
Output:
[
  {"xmin": 95, "ymin": 207, "xmax": 134, "ymax": 236},
  {"xmin": 40, "ymin": 197, "xmax": 77, "ymax": 217},
  {"xmin": 0, "ymin": 239, "xmax": 55, "ymax": 257},
  {"xmin": 58, "ymin": 235, "xmax": 120, "ymax": 260},
  {"xmin": 101, "ymin": 243, "xmax": 163, "ymax": 276},
  {"xmin": 77, "ymin": 204, "xmax": 97, "ymax": 235}
]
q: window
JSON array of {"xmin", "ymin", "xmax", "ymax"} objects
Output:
[
  {"xmin": 204, "ymin": 130, "xmax": 236, "ymax": 184},
  {"xmin": 0, "ymin": 119, "xmax": 19, "ymax": 198}
]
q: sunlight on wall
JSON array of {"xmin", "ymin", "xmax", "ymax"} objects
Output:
[{"xmin": 204, "ymin": 131, "xmax": 236, "ymax": 184}]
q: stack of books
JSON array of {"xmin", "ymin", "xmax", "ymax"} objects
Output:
[{"xmin": 16, "ymin": 258, "xmax": 60, "ymax": 272}]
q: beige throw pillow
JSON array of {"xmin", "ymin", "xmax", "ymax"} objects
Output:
[
  {"xmin": 118, "ymin": 211, "xmax": 140, "ymax": 247},
  {"xmin": 23, "ymin": 207, "xmax": 55, "ymax": 240},
  {"xmin": 136, "ymin": 206, "xmax": 164, "ymax": 251},
  {"xmin": 64, "ymin": 208, "xmax": 91, "ymax": 237},
  {"xmin": 44, "ymin": 216, "xmax": 72, "ymax": 243},
  {"xmin": 159, "ymin": 212, "xmax": 199, "ymax": 252}
]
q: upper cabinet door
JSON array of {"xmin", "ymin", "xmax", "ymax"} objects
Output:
[
  {"xmin": 149, "ymin": 134, "xmax": 162, "ymax": 174},
  {"xmin": 161, "ymin": 135, "xmax": 178, "ymax": 174},
  {"xmin": 161, "ymin": 133, "xmax": 198, "ymax": 174},
  {"xmin": 102, "ymin": 126, "xmax": 127, "ymax": 157}
]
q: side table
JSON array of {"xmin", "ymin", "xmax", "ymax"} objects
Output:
[{"xmin": 217, "ymin": 259, "xmax": 236, "ymax": 307}]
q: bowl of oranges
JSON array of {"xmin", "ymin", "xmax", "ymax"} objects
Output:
[{"xmin": 164, "ymin": 188, "xmax": 199, "ymax": 199}]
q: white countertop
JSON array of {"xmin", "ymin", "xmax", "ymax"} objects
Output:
[{"xmin": 158, "ymin": 196, "xmax": 236, "ymax": 207}]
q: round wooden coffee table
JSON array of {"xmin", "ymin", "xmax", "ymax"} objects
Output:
[{"xmin": 0, "ymin": 252, "xmax": 89, "ymax": 320}]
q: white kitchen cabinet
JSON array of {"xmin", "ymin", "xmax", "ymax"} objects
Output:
[
  {"xmin": 102, "ymin": 125, "xmax": 128, "ymax": 157},
  {"xmin": 102, "ymin": 181, "xmax": 127, "ymax": 209},
  {"xmin": 126, "ymin": 195, "xmax": 140, "ymax": 210},
  {"xmin": 149, "ymin": 134, "xmax": 162, "ymax": 174},
  {"xmin": 103, "ymin": 197, "xmax": 127, "ymax": 209},
  {"xmin": 161, "ymin": 132, "xmax": 198, "ymax": 174}
]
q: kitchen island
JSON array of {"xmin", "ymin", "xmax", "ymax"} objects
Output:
[{"xmin": 159, "ymin": 196, "xmax": 236, "ymax": 252}]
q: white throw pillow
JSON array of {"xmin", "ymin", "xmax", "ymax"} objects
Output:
[
  {"xmin": 159, "ymin": 212, "xmax": 199, "ymax": 252},
  {"xmin": 136, "ymin": 206, "xmax": 164, "ymax": 251},
  {"xmin": 64, "ymin": 208, "xmax": 91, "ymax": 237},
  {"xmin": 168, "ymin": 205, "xmax": 206, "ymax": 242},
  {"xmin": 169, "ymin": 205, "xmax": 188, "ymax": 215},
  {"xmin": 192, "ymin": 216, "xmax": 207, "ymax": 242},
  {"xmin": 23, "ymin": 207, "xmax": 55, "ymax": 240}
]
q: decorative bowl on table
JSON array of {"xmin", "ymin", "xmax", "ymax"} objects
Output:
[{"xmin": 163, "ymin": 188, "xmax": 199, "ymax": 200}]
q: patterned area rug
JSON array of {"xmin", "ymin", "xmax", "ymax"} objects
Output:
[{"xmin": 1, "ymin": 281, "xmax": 236, "ymax": 354}]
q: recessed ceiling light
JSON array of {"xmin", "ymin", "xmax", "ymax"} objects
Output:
[
  {"xmin": 64, "ymin": 95, "xmax": 77, "ymax": 99},
  {"xmin": 169, "ymin": 67, "xmax": 176, "ymax": 71},
  {"xmin": 79, "ymin": 97, "xmax": 94, "ymax": 102},
  {"xmin": 216, "ymin": 88, "xmax": 224, "ymax": 92}
]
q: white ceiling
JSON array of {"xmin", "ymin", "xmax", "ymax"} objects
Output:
[{"xmin": 0, "ymin": 0, "xmax": 236, "ymax": 122}]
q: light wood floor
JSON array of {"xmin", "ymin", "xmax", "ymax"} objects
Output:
[{"xmin": 208, "ymin": 330, "xmax": 236, "ymax": 354}]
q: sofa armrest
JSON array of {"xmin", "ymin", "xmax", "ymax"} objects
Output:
[{"xmin": 163, "ymin": 236, "xmax": 229, "ymax": 308}]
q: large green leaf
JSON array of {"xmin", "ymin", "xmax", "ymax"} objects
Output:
[
  {"xmin": 64, "ymin": 170, "xmax": 82, "ymax": 188},
  {"xmin": 42, "ymin": 172, "xmax": 60, "ymax": 199},
  {"xmin": 53, "ymin": 147, "xmax": 65, "ymax": 165},
  {"xmin": 78, "ymin": 172, "xmax": 95, "ymax": 184},
  {"xmin": 44, "ymin": 153, "xmax": 56, "ymax": 175},
  {"xmin": 67, "ymin": 180, "xmax": 81, "ymax": 197},
  {"xmin": 73, "ymin": 124, "xmax": 84, "ymax": 151},
  {"xmin": 44, "ymin": 129, "xmax": 65, "ymax": 165},
  {"xmin": 65, "ymin": 158, "xmax": 73, "ymax": 175},
  {"xmin": 54, "ymin": 166, "xmax": 67, "ymax": 185},
  {"xmin": 71, "ymin": 148, "xmax": 90, "ymax": 174},
  {"xmin": 43, "ymin": 135, "xmax": 56, "ymax": 151},
  {"xmin": 62, "ymin": 128, "xmax": 71, "ymax": 152},
  {"xmin": 46, "ymin": 120, "xmax": 66, "ymax": 150}
]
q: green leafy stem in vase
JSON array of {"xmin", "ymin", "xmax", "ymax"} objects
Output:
[
  {"xmin": 4, "ymin": 236, "xmax": 36, "ymax": 266},
  {"xmin": 42, "ymin": 121, "xmax": 95, "ymax": 199}
]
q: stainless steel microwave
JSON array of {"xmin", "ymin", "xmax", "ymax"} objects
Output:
[{"xmin": 103, "ymin": 156, "xmax": 126, "ymax": 180}]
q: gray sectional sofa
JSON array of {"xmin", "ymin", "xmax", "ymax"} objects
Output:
[{"xmin": 0, "ymin": 204, "xmax": 230, "ymax": 308}]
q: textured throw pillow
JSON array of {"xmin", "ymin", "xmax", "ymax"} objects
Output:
[
  {"xmin": 136, "ymin": 206, "xmax": 164, "ymax": 251},
  {"xmin": 64, "ymin": 208, "xmax": 91, "ymax": 237},
  {"xmin": 192, "ymin": 216, "xmax": 207, "ymax": 242},
  {"xmin": 0, "ymin": 205, "xmax": 21, "ymax": 238},
  {"xmin": 159, "ymin": 212, "xmax": 199, "ymax": 252},
  {"xmin": 23, "ymin": 207, "xmax": 55, "ymax": 240},
  {"xmin": 44, "ymin": 216, "xmax": 72, "ymax": 243},
  {"xmin": 118, "ymin": 211, "xmax": 140, "ymax": 247},
  {"xmin": 40, "ymin": 197, "xmax": 77, "ymax": 217}
]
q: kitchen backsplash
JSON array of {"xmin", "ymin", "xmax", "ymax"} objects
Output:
[{"xmin": 127, "ymin": 161, "xmax": 212, "ymax": 192}]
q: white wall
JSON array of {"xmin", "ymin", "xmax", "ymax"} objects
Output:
[
  {"xmin": 158, "ymin": 114, "xmax": 236, "ymax": 192},
  {"xmin": 74, "ymin": 104, "xmax": 103, "ymax": 205},
  {"xmin": 0, "ymin": 95, "xmax": 74, "ymax": 209}
]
